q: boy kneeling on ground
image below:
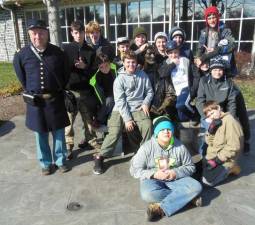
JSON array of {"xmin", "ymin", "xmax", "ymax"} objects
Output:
[
  {"xmin": 202, "ymin": 101, "xmax": 244, "ymax": 186},
  {"xmin": 130, "ymin": 116, "xmax": 202, "ymax": 222}
]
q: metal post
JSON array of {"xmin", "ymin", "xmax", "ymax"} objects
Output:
[
  {"xmin": 103, "ymin": 0, "xmax": 110, "ymax": 39},
  {"xmin": 169, "ymin": 0, "xmax": 176, "ymax": 32}
]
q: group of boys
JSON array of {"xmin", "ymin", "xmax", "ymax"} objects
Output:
[{"xmin": 13, "ymin": 5, "xmax": 249, "ymax": 222}]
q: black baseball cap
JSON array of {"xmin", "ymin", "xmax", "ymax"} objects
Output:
[{"xmin": 27, "ymin": 19, "xmax": 48, "ymax": 30}]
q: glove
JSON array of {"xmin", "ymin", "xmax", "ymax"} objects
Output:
[
  {"xmin": 206, "ymin": 156, "xmax": 224, "ymax": 170},
  {"xmin": 208, "ymin": 119, "xmax": 222, "ymax": 135}
]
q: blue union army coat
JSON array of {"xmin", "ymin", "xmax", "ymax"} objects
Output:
[{"xmin": 13, "ymin": 43, "xmax": 70, "ymax": 132}]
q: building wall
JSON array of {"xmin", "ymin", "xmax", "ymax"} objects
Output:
[{"xmin": 0, "ymin": 10, "xmax": 16, "ymax": 61}]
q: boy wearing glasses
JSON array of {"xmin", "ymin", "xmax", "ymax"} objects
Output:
[{"xmin": 202, "ymin": 101, "xmax": 243, "ymax": 186}]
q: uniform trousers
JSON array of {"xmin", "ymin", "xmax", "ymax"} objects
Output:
[{"xmin": 35, "ymin": 128, "xmax": 67, "ymax": 168}]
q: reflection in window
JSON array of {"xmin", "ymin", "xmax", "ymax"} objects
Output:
[
  {"xmin": 33, "ymin": 11, "xmax": 40, "ymax": 20},
  {"xmin": 75, "ymin": 7, "xmax": 84, "ymax": 23},
  {"xmin": 95, "ymin": 5, "xmax": 104, "ymax": 24},
  {"xmin": 240, "ymin": 43, "xmax": 252, "ymax": 52},
  {"xmin": 153, "ymin": 0, "xmax": 165, "ymax": 22},
  {"xmin": 193, "ymin": 22, "xmax": 205, "ymax": 41},
  {"xmin": 117, "ymin": 3, "xmax": 126, "ymax": 24},
  {"xmin": 194, "ymin": 2, "xmax": 204, "ymax": 20},
  {"xmin": 110, "ymin": 3, "xmax": 116, "ymax": 23},
  {"xmin": 117, "ymin": 25, "xmax": 127, "ymax": 38},
  {"xmin": 152, "ymin": 24, "xmax": 163, "ymax": 40},
  {"xmin": 66, "ymin": 8, "xmax": 75, "ymax": 26},
  {"xmin": 244, "ymin": 0, "xmax": 255, "ymax": 17},
  {"xmin": 41, "ymin": 11, "xmax": 48, "ymax": 23},
  {"xmin": 241, "ymin": 20, "xmax": 254, "ymax": 40},
  {"xmin": 128, "ymin": 1, "xmax": 138, "ymax": 23},
  {"xmin": 61, "ymin": 28, "xmax": 67, "ymax": 42},
  {"xmin": 179, "ymin": 22, "xmax": 191, "ymax": 40},
  {"xmin": 128, "ymin": 25, "xmax": 137, "ymax": 39},
  {"xmin": 59, "ymin": 9, "xmax": 65, "ymax": 26},
  {"xmin": 140, "ymin": 0, "xmax": 151, "ymax": 22},
  {"xmin": 225, "ymin": 21, "xmax": 239, "ymax": 39},
  {"xmin": 85, "ymin": 6, "xmax": 94, "ymax": 23},
  {"xmin": 109, "ymin": 26, "xmax": 115, "ymax": 41},
  {"xmin": 26, "ymin": 12, "xmax": 33, "ymax": 20}
]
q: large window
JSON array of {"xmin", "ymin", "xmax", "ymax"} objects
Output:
[{"xmin": 24, "ymin": 0, "xmax": 255, "ymax": 52}]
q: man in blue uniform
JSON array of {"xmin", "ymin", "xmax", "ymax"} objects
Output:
[{"xmin": 13, "ymin": 19, "xmax": 70, "ymax": 175}]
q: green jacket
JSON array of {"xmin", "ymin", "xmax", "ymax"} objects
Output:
[{"xmin": 89, "ymin": 63, "xmax": 117, "ymax": 104}]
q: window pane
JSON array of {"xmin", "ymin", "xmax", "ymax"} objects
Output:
[
  {"xmin": 241, "ymin": 20, "xmax": 255, "ymax": 40},
  {"xmin": 61, "ymin": 28, "xmax": 67, "ymax": 42},
  {"xmin": 59, "ymin": 9, "xmax": 65, "ymax": 26},
  {"xmin": 85, "ymin": 6, "xmax": 94, "ymax": 23},
  {"xmin": 117, "ymin": 25, "xmax": 127, "ymax": 38},
  {"xmin": 67, "ymin": 28, "xmax": 72, "ymax": 42},
  {"xmin": 117, "ymin": 3, "xmax": 126, "ymax": 23},
  {"xmin": 225, "ymin": 21, "xmax": 239, "ymax": 40},
  {"xmin": 75, "ymin": 7, "xmax": 84, "ymax": 22},
  {"xmin": 226, "ymin": 6, "xmax": 242, "ymax": 18},
  {"xmin": 141, "ymin": 24, "xmax": 151, "ymax": 41},
  {"xmin": 153, "ymin": 0, "xmax": 165, "ymax": 22},
  {"xmin": 140, "ymin": 0, "xmax": 151, "ymax": 22},
  {"xmin": 95, "ymin": 5, "xmax": 104, "ymax": 24},
  {"xmin": 194, "ymin": 2, "xmax": 204, "ymax": 20},
  {"xmin": 33, "ymin": 11, "xmax": 40, "ymax": 20},
  {"xmin": 128, "ymin": 1, "xmax": 138, "ymax": 23},
  {"xmin": 152, "ymin": 23, "xmax": 163, "ymax": 41},
  {"xmin": 239, "ymin": 43, "xmax": 252, "ymax": 52},
  {"xmin": 26, "ymin": 12, "xmax": 33, "ymax": 20},
  {"xmin": 41, "ymin": 10, "xmax": 48, "ymax": 24},
  {"xmin": 109, "ymin": 26, "xmax": 115, "ymax": 41},
  {"xmin": 110, "ymin": 3, "xmax": 116, "ymax": 24},
  {"xmin": 193, "ymin": 21, "xmax": 205, "ymax": 41},
  {"xmin": 128, "ymin": 25, "xmax": 137, "ymax": 40},
  {"xmin": 66, "ymin": 8, "xmax": 75, "ymax": 26},
  {"xmin": 179, "ymin": 22, "xmax": 191, "ymax": 41},
  {"xmin": 244, "ymin": 0, "xmax": 255, "ymax": 17}
]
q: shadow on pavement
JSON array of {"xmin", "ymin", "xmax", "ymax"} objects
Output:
[
  {"xmin": 68, "ymin": 148, "xmax": 95, "ymax": 168},
  {"xmin": 104, "ymin": 155, "xmax": 133, "ymax": 172},
  {"xmin": 0, "ymin": 120, "xmax": 15, "ymax": 137}
]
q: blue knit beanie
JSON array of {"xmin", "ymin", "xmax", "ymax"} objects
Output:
[{"xmin": 153, "ymin": 116, "xmax": 175, "ymax": 137}]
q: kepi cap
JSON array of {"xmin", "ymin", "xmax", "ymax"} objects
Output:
[{"xmin": 27, "ymin": 19, "xmax": 48, "ymax": 30}]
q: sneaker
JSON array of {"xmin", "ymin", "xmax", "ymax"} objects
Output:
[
  {"xmin": 93, "ymin": 154, "xmax": 104, "ymax": 175},
  {"xmin": 78, "ymin": 139, "xmax": 94, "ymax": 149},
  {"xmin": 147, "ymin": 203, "xmax": 165, "ymax": 222},
  {"xmin": 191, "ymin": 196, "xmax": 203, "ymax": 207},
  {"xmin": 42, "ymin": 166, "xmax": 52, "ymax": 176},
  {"xmin": 229, "ymin": 164, "xmax": 241, "ymax": 176},
  {"xmin": 58, "ymin": 164, "xmax": 70, "ymax": 173}
]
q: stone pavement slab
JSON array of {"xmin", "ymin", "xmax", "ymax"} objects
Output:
[{"xmin": 0, "ymin": 111, "xmax": 255, "ymax": 225}]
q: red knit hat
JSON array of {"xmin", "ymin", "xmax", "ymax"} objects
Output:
[{"xmin": 204, "ymin": 6, "xmax": 220, "ymax": 27}]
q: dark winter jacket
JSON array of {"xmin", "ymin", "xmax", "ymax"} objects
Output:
[
  {"xmin": 62, "ymin": 41, "xmax": 96, "ymax": 92},
  {"xmin": 86, "ymin": 36, "xmax": 115, "ymax": 61},
  {"xmin": 144, "ymin": 63, "xmax": 176, "ymax": 119},
  {"xmin": 130, "ymin": 42, "xmax": 147, "ymax": 66},
  {"xmin": 196, "ymin": 75, "xmax": 237, "ymax": 118},
  {"xmin": 197, "ymin": 23, "xmax": 237, "ymax": 76}
]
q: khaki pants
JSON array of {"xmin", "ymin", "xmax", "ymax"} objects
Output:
[
  {"xmin": 100, "ymin": 111, "xmax": 152, "ymax": 157},
  {"xmin": 65, "ymin": 91, "xmax": 97, "ymax": 149}
]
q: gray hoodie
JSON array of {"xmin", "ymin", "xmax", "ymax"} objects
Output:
[
  {"xmin": 130, "ymin": 137, "xmax": 195, "ymax": 180},
  {"xmin": 113, "ymin": 67, "xmax": 154, "ymax": 122}
]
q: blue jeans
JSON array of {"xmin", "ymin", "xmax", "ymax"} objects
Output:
[
  {"xmin": 140, "ymin": 177, "xmax": 202, "ymax": 217},
  {"xmin": 35, "ymin": 128, "xmax": 67, "ymax": 168}
]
